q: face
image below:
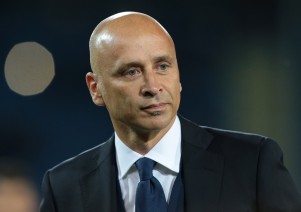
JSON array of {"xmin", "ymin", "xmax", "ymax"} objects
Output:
[{"xmin": 87, "ymin": 24, "xmax": 181, "ymax": 135}]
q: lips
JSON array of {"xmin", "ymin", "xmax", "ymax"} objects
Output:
[{"xmin": 141, "ymin": 103, "xmax": 167, "ymax": 111}]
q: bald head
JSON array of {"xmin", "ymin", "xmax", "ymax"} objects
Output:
[{"xmin": 89, "ymin": 12, "xmax": 175, "ymax": 74}]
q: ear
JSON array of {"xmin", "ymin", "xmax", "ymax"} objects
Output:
[{"xmin": 86, "ymin": 72, "xmax": 105, "ymax": 106}]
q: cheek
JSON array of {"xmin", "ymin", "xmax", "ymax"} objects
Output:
[
  {"xmin": 122, "ymin": 94, "xmax": 139, "ymax": 111},
  {"xmin": 170, "ymin": 81, "xmax": 181, "ymax": 97},
  {"xmin": 106, "ymin": 88, "xmax": 137, "ymax": 111},
  {"xmin": 170, "ymin": 82, "xmax": 182, "ymax": 109}
]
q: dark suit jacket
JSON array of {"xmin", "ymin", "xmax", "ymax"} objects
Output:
[{"xmin": 40, "ymin": 116, "xmax": 301, "ymax": 212}]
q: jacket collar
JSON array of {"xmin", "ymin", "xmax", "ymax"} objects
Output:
[
  {"xmin": 80, "ymin": 115, "xmax": 224, "ymax": 212},
  {"xmin": 80, "ymin": 136, "xmax": 122, "ymax": 212},
  {"xmin": 180, "ymin": 115, "xmax": 224, "ymax": 212}
]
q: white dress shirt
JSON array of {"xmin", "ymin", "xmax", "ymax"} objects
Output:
[{"xmin": 115, "ymin": 116, "xmax": 182, "ymax": 212}]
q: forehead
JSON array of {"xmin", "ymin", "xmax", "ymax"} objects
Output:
[
  {"xmin": 118, "ymin": 32, "xmax": 173, "ymax": 54},
  {"xmin": 102, "ymin": 32, "xmax": 175, "ymax": 68}
]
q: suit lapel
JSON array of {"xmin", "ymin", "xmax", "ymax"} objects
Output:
[
  {"xmin": 78, "ymin": 116, "xmax": 224, "ymax": 212},
  {"xmin": 180, "ymin": 116, "xmax": 224, "ymax": 212},
  {"xmin": 80, "ymin": 137, "xmax": 120, "ymax": 212}
]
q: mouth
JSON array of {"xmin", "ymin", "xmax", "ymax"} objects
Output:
[{"xmin": 141, "ymin": 103, "xmax": 167, "ymax": 114}]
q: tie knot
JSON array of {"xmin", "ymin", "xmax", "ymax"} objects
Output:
[{"xmin": 135, "ymin": 158, "xmax": 156, "ymax": 181}]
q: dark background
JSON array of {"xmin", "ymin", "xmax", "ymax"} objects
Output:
[{"xmin": 1, "ymin": 0, "xmax": 300, "ymax": 196}]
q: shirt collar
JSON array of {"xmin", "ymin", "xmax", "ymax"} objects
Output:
[{"xmin": 115, "ymin": 116, "xmax": 181, "ymax": 179}]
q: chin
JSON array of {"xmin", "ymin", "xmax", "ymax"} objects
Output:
[{"xmin": 140, "ymin": 114, "xmax": 175, "ymax": 131}]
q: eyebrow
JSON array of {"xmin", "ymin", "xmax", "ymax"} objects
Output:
[
  {"xmin": 117, "ymin": 62, "xmax": 142, "ymax": 71},
  {"xmin": 152, "ymin": 55, "xmax": 173, "ymax": 63}
]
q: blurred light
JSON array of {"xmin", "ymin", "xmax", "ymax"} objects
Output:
[{"xmin": 4, "ymin": 42, "xmax": 55, "ymax": 96}]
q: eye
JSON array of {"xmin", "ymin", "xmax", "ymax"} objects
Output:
[
  {"xmin": 127, "ymin": 69, "xmax": 137, "ymax": 76},
  {"xmin": 159, "ymin": 64, "xmax": 168, "ymax": 71},
  {"xmin": 124, "ymin": 68, "xmax": 141, "ymax": 77}
]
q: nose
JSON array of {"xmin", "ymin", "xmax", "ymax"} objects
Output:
[{"xmin": 141, "ymin": 71, "xmax": 163, "ymax": 97}]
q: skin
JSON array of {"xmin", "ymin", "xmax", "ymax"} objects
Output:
[
  {"xmin": 0, "ymin": 179, "xmax": 38, "ymax": 212},
  {"xmin": 86, "ymin": 12, "xmax": 182, "ymax": 155}
]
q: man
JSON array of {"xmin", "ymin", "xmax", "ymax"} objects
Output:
[{"xmin": 40, "ymin": 12, "xmax": 301, "ymax": 212}]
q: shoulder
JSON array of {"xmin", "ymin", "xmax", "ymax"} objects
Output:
[
  {"xmin": 206, "ymin": 126, "xmax": 281, "ymax": 156},
  {"xmin": 46, "ymin": 136, "xmax": 114, "ymax": 180},
  {"xmin": 179, "ymin": 114, "xmax": 278, "ymax": 155}
]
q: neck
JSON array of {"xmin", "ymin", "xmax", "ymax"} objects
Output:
[{"xmin": 113, "ymin": 117, "xmax": 176, "ymax": 155}]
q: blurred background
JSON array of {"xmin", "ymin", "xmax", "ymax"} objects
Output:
[{"xmin": 1, "ymin": 0, "xmax": 300, "ymax": 200}]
